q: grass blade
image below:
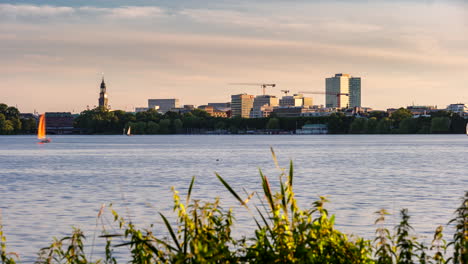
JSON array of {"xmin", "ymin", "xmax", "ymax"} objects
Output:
[
  {"xmin": 186, "ymin": 176, "xmax": 195, "ymax": 205},
  {"xmin": 216, "ymin": 172, "xmax": 247, "ymax": 208},
  {"xmin": 159, "ymin": 213, "xmax": 181, "ymax": 252}
]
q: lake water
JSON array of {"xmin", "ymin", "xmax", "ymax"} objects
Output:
[{"xmin": 0, "ymin": 135, "xmax": 467, "ymax": 262}]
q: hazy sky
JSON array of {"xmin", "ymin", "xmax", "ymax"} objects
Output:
[{"xmin": 1, "ymin": 0, "xmax": 468, "ymax": 113}]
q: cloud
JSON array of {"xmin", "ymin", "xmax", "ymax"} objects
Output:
[
  {"xmin": 0, "ymin": 4, "xmax": 74, "ymax": 17},
  {"xmin": 0, "ymin": 4, "xmax": 166, "ymax": 20}
]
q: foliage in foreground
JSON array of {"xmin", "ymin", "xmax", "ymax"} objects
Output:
[{"xmin": 1, "ymin": 152, "xmax": 467, "ymax": 263}]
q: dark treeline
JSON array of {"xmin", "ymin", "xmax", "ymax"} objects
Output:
[
  {"xmin": 74, "ymin": 107, "xmax": 467, "ymax": 134},
  {"xmin": 1, "ymin": 103, "xmax": 466, "ymax": 135},
  {"xmin": 0, "ymin": 104, "xmax": 36, "ymax": 135}
]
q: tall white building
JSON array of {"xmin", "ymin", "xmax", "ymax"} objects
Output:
[
  {"xmin": 325, "ymin": 73, "xmax": 361, "ymax": 108},
  {"xmin": 231, "ymin": 94, "xmax": 255, "ymax": 118},
  {"xmin": 148, "ymin": 99, "xmax": 180, "ymax": 113}
]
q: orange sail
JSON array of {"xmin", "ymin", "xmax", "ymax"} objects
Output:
[{"xmin": 37, "ymin": 114, "xmax": 46, "ymax": 139}]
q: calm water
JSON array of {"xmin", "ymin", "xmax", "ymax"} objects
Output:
[{"xmin": 1, "ymin": 135, "xmax": 467, "ymax": 261}]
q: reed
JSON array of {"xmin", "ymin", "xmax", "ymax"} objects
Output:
[{"xmin": 1, "ymin": 151, "xmax": 467, "ymax": 263}]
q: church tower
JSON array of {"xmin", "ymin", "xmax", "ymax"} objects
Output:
[{"xmin": 98, "ymin": 76, "xmax": 109, "ymax": 109}]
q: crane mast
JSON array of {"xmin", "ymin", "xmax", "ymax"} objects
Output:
[{"xmin": 230, "ymin": 83, "xmax": 276, "ymax": 95}]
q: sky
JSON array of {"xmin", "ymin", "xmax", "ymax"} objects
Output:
[{"xmin": 1, "ymin": 0, "xmax": 468, "ymax": 113}]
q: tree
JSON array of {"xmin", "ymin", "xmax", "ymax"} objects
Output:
[
  {"xmin": 133, "ymin": 121, "xmax": 147, "ymax": 134},
  {"xmin": 21, "ymin": 118, "xmax": 37, "ymax": 133},
  {"xmin": 390, "ymin": 108, "xmax": 412, "ymax": 128},
  {"xmin": 367, "ymin": 117, "xmax": 378, "ymax": 134},
  {"xmin": 399, "ymin": 118, "xmax": 418, "ymax": 134},
  {"xmin": 159, "ymin": 119, "xmax": 171, "ymax": 134},
  {"xmin": 431, "ymin": 117, "xmax": 450, "ymax": 134},
  {"xmin": 376, "ymin": 118, "xmax": 392, "ymax": 134},
  {"xmin": 266, "ymin": 118, "xmax": 280, "ymax": 130},
  {"xmin": 349, "ymin": 118, "xmax": 368, "ymax": 134},
  {"xmin": 173, "ymin": 119, "xmax": 183, "ymax": 133},
  {"xmin": 146, "ymin": 121, "xmax": 160, "ymax": 134}
]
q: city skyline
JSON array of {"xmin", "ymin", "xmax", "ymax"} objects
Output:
[{"xmin": 1, "ymin": 0, "xmax": 468, "ymax": 113}]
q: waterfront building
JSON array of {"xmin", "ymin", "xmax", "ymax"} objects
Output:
[
  {"xmin": 446, "ymin": 104, "xmax": 467, "ymax": 115},
  {"xmin": 45, "ymin": 112, "xmax": 76, "ymax": 134},
  {"xmin": 325, "ymin": 73, "xmax": 361, "ymax": 108},
  {"xmin": 231, "ymin": 94, "xmax": 254, "ymax": 118},
  {"xmin": 296, "ymin": 124, "xmax": 328, "ymax": 134},
  {"xmin": 148, "ymin": 99, "xmax": 180, "ymax": 113},
  {"xmin": 273, "ymin": 106, "xmax": 313, "ymax": 118},
  {"xmin": 98, "ymin": 77, "xmax": 109, "ymax": 109},
  {"xmin": 406, "ymin": 105, "xmax": 437, "ymax": 115},
  {"xmin": 250, "ymin": 95, "xmax": 279, "ymax": 118}
]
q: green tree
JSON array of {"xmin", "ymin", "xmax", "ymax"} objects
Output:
[
  {"xmin": 391, "ymin": 108, "xmax": 413, "ymax": 129},
  {"xmin": 2, "ymin": 120, "xmax": 14, "ymax": 134},
  {"xmin": 349, "ymin": 118, "xmax": 368, "ymax": 134},
  {"xmin": 214, "ymin": 121, "xmax": 226, "ymax": 130},
  {"xmin": 367, "ymin": 117, "xmax": 378, "ymax": 134},
  {"xmin": 431, "ymin": 117, "xmax": 450, "ymax": 134},
  {"xmin": 146, "ymin": 121, "xmax": 160, "ymax": 134},
  {"xmin": 377, "ymin": 118, "xmax": 392, "ymax": 134},
  {"xmin": 399, "ymin": 118, "xmax": 418, "ymax": 134},
  {"xmin": 133, "ymin": 121, "xmax": 147, "ymax": 134},
  {"xmin": 21, "ymin": 118, "xmax": 37, "ymax": 133},
  {"xmin": 159, "ymin": 119, "xmax": 171, "ymax": 134},
  {"xmin": 173, "ymin": 119, "xmax": 183, "ymax": 133},
  {"xmin": 266, "ymin": 118, "xmax": 280, "ymax": 130}
]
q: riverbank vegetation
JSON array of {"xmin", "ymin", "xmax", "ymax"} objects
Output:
[
  {"xmin": 1, "ymin": 102, "xmax": 467, "ymax": 135},
  {"xmin": 0, "ymin": 104, "xmax": 36, "ymax": 135},
  {"xmin": 74, "ymin": 107, "xmax": 468, "ymax": 135},
  {"xmin": 1, "ymin": 151, "xmax": 467, "ymax": 263}
]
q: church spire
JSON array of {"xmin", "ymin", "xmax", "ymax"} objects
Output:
[{"xmin": 98, "ymin": 74, "xmax": 108, "ymax": 109}]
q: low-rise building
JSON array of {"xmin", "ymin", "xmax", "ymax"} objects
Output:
[
  {"xmin": 148, "ymin": 98, "xmax": 180, "ymax": 113},
  {"xmin": 446, "ymin": 104, "xmax": 467, "ymax": 115},
  {"xmin": 296, "ymin": 124, "xmax": 328, "ymax": 134},
  {"xmin": 45, "ymin": 112, "xmax": 76, "ymax": 134}
]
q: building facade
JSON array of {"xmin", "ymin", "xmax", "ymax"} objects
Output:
[
  {"xmin": 148, "ymin": 99, "xmax": 180, "ymax": 113},
  {"xmin": 231, "ymin": 94, "xmax": 254, "ymax": 118},
  {"xmin": 325, "ymin": 73, "xmax": 361, "ymax": 108},
  {"xmin": 280, "ymin": 94, "xmax": 313, "ymax": 107},
  {"xmin": 98, "ymin": 77, "xmax": 109, "ymax": 109},
  {"xmin": 250, "ymin": 95, "xmax": 279, "ymax": 118}
]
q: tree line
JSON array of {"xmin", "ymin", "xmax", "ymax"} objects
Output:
[
  {"xmin": 74, "ymin": 107, "xmax": 467, "ymax": 134},
  {"xmin": 1, "ymin": 103, "xmax": 466, "ymax": 135},
  {"xmin": 0, "ymin": 104, "xmax": 36, "ymax": 135}
]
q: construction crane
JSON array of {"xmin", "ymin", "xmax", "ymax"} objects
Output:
[
  {"xmin": 281, "ymin": 90, "xmax": 290, "ymax": 96},
  {"xmin": 299, "ymin": 90, "xmax": 350, "ymax": 108},
  {"xmin": 230, "ymin": 83, "xmax": 276, "ymax": 96}
]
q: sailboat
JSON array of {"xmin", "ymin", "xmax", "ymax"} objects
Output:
[
  {"xmin": 466, "ymin": 123, "xmax": 468, "ymax": 136},
  {"xmin": 126, "ymin": 126, "xmax": 132, "ymax": 136},
  {"xmin": 38, "ymin": 114, "xmax": 51, "ymax": 143}
]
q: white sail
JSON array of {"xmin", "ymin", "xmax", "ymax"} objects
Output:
[
  {"xmin": 466, "ymin": 123, "xmax": 468, "ymax": 135},
  {"xmin": 127, "ymin": 126, "xmax": 131, "ymax": 136}
]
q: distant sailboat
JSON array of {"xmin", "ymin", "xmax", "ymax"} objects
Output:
[
  {"xmin": 126, "ymin": 126, "xmax": 132, "ymax": 136},
  {"xmin": 466, "ymin": 123, "xmax": 468, "ymax": 136},
  {"xmin": 38, "ymin": 114, "xmax": 51, "ymax": 143}
]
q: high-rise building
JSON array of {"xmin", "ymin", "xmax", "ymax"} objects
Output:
[
  {"xmin": 349, "ymin": 77, "xmax": 361, "ymax": 108},
  {"xmin": 98, "ymin": 77, "xmax": 109, "ymax": 109},
  {"xmin": 325, "ymin": 73, "xmax": 361, "ymax": 108},
  {"xmin": 250, "ymin": 95, "xmax": 279, "ymax": 118},
  {"xmin": 231, "ymin": 94, "xmax": 254, "ymax": 118},
  {"xmin": 148, "ymin": 99, "xmax": 180, "ymax": 113}
]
